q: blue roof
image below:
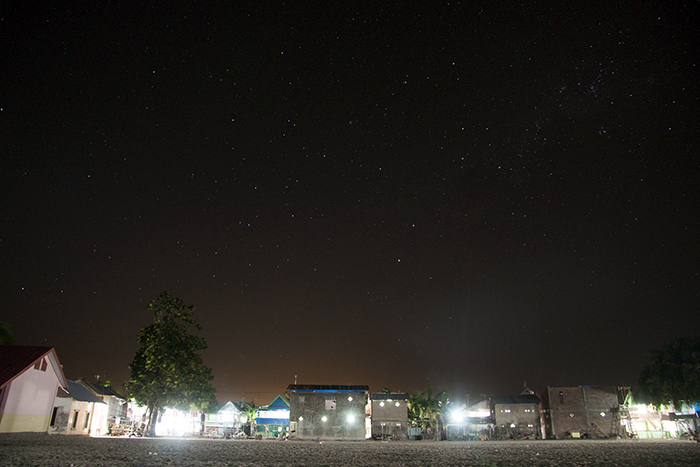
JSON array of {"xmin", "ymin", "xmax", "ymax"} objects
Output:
[{"xmin": 266, "ymin": 395, "xmax": 290, "ymax": 410}]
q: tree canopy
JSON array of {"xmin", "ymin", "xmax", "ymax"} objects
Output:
[
  {"xmin": 636, "ymin": 336, "xmax": 700, "ymax": 409},
  {"xmin": 0, "ymin": 322, "xmax": 13, "ymax": 344},
  {"xmin": 408, "ymin": 385, "xmax": 449, "ymax": 428},
  {"xmin": 124, "ymin": 292, "xmax": 217, "ymax": 435}
]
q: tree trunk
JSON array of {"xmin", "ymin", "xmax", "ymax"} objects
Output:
[{"xmin": 146, "ymin": 405, "xmax": 159, "ymax": 437}]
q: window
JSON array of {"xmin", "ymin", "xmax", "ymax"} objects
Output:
[
  {"xmin": 559, "ymin": 391, "xmax": 564, "ymax": 403},
  {"xmin": 50, "ymin": 407, "xmax": 58, "ymax": 427},
  {"xmin": 84, "ymin": 412, "xmax": 90, "ymax": 429},
  {"xmin": 325, "ymin": 397, "xmax": 336, "ymax": 410},
  {"xmin": 71, "ymin": 412, "xmax": 79, "ymax": 430},
  {"xmin": 41, "ymin": 359, "xmax": 47, "ymax": 371}
]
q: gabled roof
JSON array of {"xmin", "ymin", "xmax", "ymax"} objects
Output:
[
  {"xmin": 491, "ymin": 394, "xmax": 541, "ymax": 405},
  {"xmin": 0, "ymin": 345, "xmax": 67, "ymax": 389},
  {"xmin": 66, "ymin": 380, "xmax": 106, "ymax": 404},
  {"xmin": 217, "ymin": 401, "xmax": 241, "ymax": 413},
  {"xmin": 80, "ymin": 380, "xmax": 125, "ymax": 399},
  {"xmin": 265, "ymin": 395, "xmax": 290, "ymax": 410}
]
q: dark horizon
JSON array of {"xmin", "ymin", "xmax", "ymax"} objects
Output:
[{"xmin": 2, "ymin": 2, "xmax": 698, "ymax": 407}]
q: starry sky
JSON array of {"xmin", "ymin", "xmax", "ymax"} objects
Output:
[{"xmin": 2, "ymin": 1, "xmax": 698, "ymax": 405}]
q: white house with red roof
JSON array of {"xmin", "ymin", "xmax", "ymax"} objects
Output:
[{"xmin": 0, "ymin": 345, "xmax": 67, "ymax": 433}]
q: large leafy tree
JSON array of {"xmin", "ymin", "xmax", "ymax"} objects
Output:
[
  {"xmin": 124, "ymin": 292, "xmax": 217, "ymax": 436},
  {"xmin": 637, "ymin": 336, "xmax": 700, "ymax": 409}
]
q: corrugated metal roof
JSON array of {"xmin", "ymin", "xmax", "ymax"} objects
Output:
[
  {"xmin": 80, "ymin": 380, "xmax": 125, "ymax": 399},
  {"xmin": 0, "ymin": 345, "xmax": 66, "ymax": 390},
  {"xmin": 67, "ymin": 380, "xmax": 106, "ymax": 404}
]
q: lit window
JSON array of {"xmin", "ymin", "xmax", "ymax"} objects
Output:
[
  {"xmin": 347, "ymin": 414, "xmax": 355, "ymax": 424},
  {"xmin": 321, "ymin": 416, "xmax": 327, "ymax": 422},
  {"xmin": 510, "ymin": 423, "xmax": 516, "ymax": 428},
  {"xmin": 348, "ymin": 396, "xmax": 353, "ymax": 402},
  {"xmin": 380, "ymin": 402, "xmax": 385, "ymax": 407},
  {"xmin": 528, "ymin": 424, "xmax": 534, "ymax": 427},
  {"xmin": 298, "ymin": 416, "xmax": 303, "ymax": 421},
  {"xmin": 395, "ymin": 402, "xmax": 400, "ymax": 407},
  {"xmin": 600, "ymin": 412, "xmax": 606, "ymax": 417}
]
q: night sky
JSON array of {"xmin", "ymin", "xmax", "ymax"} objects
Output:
[{"xmin": 2, "ymin": 2, "xmax": 698, "ymax": 406}]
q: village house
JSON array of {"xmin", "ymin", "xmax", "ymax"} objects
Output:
[
  {"xmin": 368, "ymin": 392, "xmax": 409, "ymax": 440},
  {"xmin": 287, "ymin": 384, "xmax": 369, "ymax": 440},
  {"xmin": 50, "ymin": 380, "xmax": 107, "ymax": 436},
  {"xmin": 539, "ymin": 386, "xmax": 623, "ymax": 439},
  {"xmin": 203, "ymin": 400, "xmax": 243, "ymax": 437},
  {"xmin": 490, "ymin": 394, "xmax": 541, "ymax": 439},
  {"xmin": 80, "ymin": 380, "xmax": 127, "ymax": 435},
  {"xmin": 0, "ymin": 345, "xmax": 67, "ymax": 433},
  {"xmin": 254, "ymin": 394, "xmax": 290, "ymax": 438},
  {"xmin": 445, "ymin": 399, "xmax": 494, "ymax": 440}
]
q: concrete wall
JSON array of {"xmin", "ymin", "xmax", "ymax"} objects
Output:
[
  {"xmin": 370, "ymin": 398, "xmax": 408, "ymax": 439},
  {"xmin": 0, "ymin": 357, "xmax": 62, "ymax": 433},
  {"xmin": 289, "ymin": 390, "xmax": 367, "ymax": 440},
  {"xmin": 492, "ymin": 403, "xmax": 541, "ymax": 439},
  {"xmin": 48, "ymin": 395, "xmax": 72, "ymax": 434},
  {"xmin": 541, "ymin": 386, "xmax": 620, "ymax": 439}
]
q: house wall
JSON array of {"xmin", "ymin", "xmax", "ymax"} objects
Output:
[
  {"xmin": 48, "ymin": 395, "xmax": 72, "ymax": 434},
  {"xmin": 542, "ymin": 386, "xmax": 620, "ymax": 439},
  {"xmin": 370, "ymin": 399, "xmax": 408, "ymax": 439},
  {"xmin": 0, "ymin": 357, "xmax": 62, "ymax": 433},
  {"xmin": 492, "ymin": 403, "xmax": 541, "ymax": 439},
  {"xmin": 289, "ymin": 390, "xmax": 367, "ymax": 440}
]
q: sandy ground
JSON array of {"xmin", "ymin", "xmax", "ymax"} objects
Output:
[{"xmin": 1, "ymin": 433, "xmax": 699, "ymax": 466}]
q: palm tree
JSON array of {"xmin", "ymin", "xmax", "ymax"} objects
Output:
[
  {"xmin": 408, "ymin": 385, "xmax": 450, "ymax": 439},
  {"xmin": 240, "ymin": 401, "xmax": 258, "ymax": 436}
]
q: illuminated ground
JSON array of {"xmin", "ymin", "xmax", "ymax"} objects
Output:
[{"xmin": 1, "ymin": 433, "xmax": 699, "ymax": 466}]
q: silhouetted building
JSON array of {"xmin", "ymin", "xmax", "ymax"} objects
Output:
[
  {"xmin": 287, "ymin": 384, "xmax": 369, "ymax": 440},
  {"xmin": 490, "ymin": 394, "xmax": 541, "ymax": 439},
  {"xmin": 540, "ymin": 386, "xmax": 622, "ymax": 439},
  {"xmin": 369, "ymin": 393, "xmax": 409, "ymax": 440}
]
